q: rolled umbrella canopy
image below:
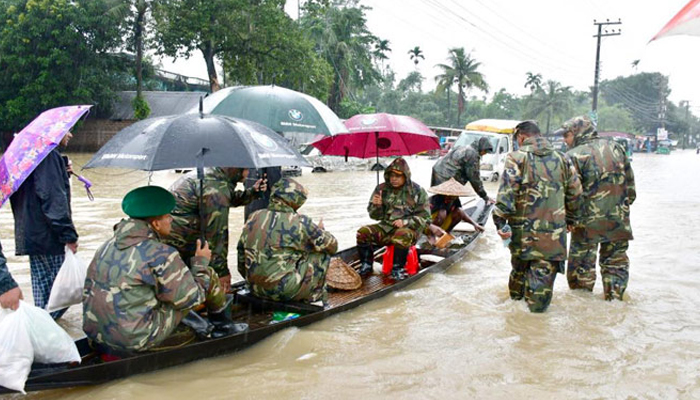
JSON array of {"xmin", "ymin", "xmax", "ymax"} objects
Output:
[
  {"xmin": 84, "ymin": 113, "xmax": 310, "ymax": 171},
  {"xmin": 311, "ymin": 113, "xmax": 440, "ymax": 183},
  {"xmin": 0, "ymin": 105, "xmax": 92, "ymax": 207}
]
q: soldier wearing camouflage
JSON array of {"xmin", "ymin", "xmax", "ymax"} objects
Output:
[
  {"xmin": 357, "ymin": 157, "xmax": 431, "ymax": 249},
  {"xmin": 431, "ymin": 137, "xmax": 493, "ymax": 201},
  {"xmin": 356, "ymin": 158, "xmax": 430, "ymax": 280},
  {"xmin": 83, "ymin": 218, "xmax": 225, "ymax": 354},
  {"xmin": 558, "ymin": 115, "xmax": 636, "ymax": 300},
  {"xmin": 166, "ymin": 168, "xmax": 262, "ymax": 279},
  {"xmin": 237, "ymin": 178, "xmax": 338, "ymax": 303},
  {"xmin": 493, "ymin": 121, "xmax": 582, "ymax": 312}
]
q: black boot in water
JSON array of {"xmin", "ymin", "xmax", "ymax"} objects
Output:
[
  {"xmin": 181, "ymin": 311, "xmax": 214, "ymax": 339},
  {"xmin": 391, "ymin": 247, "xmax": 409, "ymax": 281},
  {"xmin": 357, "ymin": 244, "xmax": 374, "ymax": 277},
  {"xmin": 209, "ymin": 295, "xmax": 249, "ymax": 338}
]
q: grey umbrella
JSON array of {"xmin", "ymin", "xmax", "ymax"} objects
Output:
[{"xmin": 84, "ymin": 110, "xmax": 309, "ymax": 239}]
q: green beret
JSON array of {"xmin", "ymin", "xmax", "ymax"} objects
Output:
[{"xmin": 122, "ymin": 186, "xmax": 175, "ymax": 218}]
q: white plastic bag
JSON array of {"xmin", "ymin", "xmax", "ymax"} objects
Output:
[
  {"xmin": 46, "ymin": 246, "xmax": 88, "ymax": 312},
  {"xmin": 22, "ymin": 303, "xmax": 80, "ymax": 364},
  {"xmin": 0, "ymin": 304, "xmax": 34, "ymax": 394}
]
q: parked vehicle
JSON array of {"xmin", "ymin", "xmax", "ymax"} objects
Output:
[{"xmin": 454, "ymin": 119, "xmax": 520, "ymax": 182}]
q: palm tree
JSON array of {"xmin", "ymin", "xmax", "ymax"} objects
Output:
[
  {"xmin": 434, "ymin": 65, "xmax": 456, "ymax": 126},
  {"xmin": 527, "ymin": 80, "xmax": 572, "ymax": 134},
  {"xmin": 408, "ymin": 46, "xmax": 425, "ymax": 67},
  {"xmin": 436, "ymin": 48, "xmax": 488, "ymax": 126},
  {"xmin": 524, "ymin": 72, "xmax": 542, "ymax": 92},
  {"xmin": 373, "ymin": 39, "xmax": 391, "ymax": 73},
  {"xmin": 631, "ymin": 59, "xmax": 640, "ymax": 71}
]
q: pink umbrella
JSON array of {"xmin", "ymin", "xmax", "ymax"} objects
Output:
[
  {"xmin": 311, "ymin": 113, "xmax": 440, "ymax": 183},
  {"xmin": 0, "ymin": 105, "xmax": 92, "ymax": 207},
  {"xmin": 650, "ymin": 0, "xmax": 700, "ymax": 41}
]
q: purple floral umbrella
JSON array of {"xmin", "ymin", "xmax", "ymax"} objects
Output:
[{"xmin": 0, "ymin": 105, "xmax": 92, "ymax": 207}]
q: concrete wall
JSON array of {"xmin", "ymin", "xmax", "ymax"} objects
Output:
[{"xmin": 67, "ymin": 119, "xmax": 135, "ymax": 153}]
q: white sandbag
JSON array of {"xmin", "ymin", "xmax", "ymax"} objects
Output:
[
  {"xmin": 0, "ymin": 304, "xmax": 34, "ymax": 394},
  {"xmin": 46, "ymin": 246, "xmax": 88, "ymax": 312},
  {"xmin": 22, "ymin": 303, "xmax": 80, "ymax": 365}
]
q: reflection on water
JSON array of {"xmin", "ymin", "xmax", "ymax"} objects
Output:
[{"xmin": 2, "ymin": 151, "xmax": 700, "ymax": 399}]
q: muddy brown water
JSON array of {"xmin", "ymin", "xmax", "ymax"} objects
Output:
[{"xmin": 1, "ymin": 151, "xmax": 699, "ymax": 399}]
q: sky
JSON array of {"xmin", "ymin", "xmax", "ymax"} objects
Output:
[{"xmin": 157, "ymin": 0, "xmax": 700, "ymax": 116}]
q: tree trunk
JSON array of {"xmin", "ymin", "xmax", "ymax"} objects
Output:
[
  {"xmin": 546, "ymin": 110, "xmax": 551, "ymax": 136},
  {"xmin": 135, "ymin": 9, "xmax": 145, "ymax": 98},
  {"xmin": 446, "ymin": 87, "xmax": 451, "ymax": 126},
  {"xmin": 201, "ymin": 40, "xmax": 220, "ymax": 93}
]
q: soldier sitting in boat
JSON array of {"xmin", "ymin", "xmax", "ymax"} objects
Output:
[
  {"xmin": 356, "ymin": 157, "xmax": 430, "ymax": 281},
  {"xmin": 83, "ymin": 186, "xmax": 247, "ymax": 356},
  {"xmin": 166, "ymin": 167, "xmax": 266, "ymax": 293},
  {"xmin": 237, "ymin": 178, "xmax": 338, "ymax": 304},
  {"xmin": 426, "ymin": 178, "xmax": 485, "ymax": 244}
]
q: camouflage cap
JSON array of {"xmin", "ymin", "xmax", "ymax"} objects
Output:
[
  {"xmin": 122, "ymin": 186, "xmax": 175, "ymax": 218},
  {"xmin": 554, "ymin": 115, "xmax": 596, "ymax": 137}
]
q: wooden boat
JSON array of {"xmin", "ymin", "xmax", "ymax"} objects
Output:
[{"xmin": 0, "ymin": 201, "xmax": 493, "ymax": 394}]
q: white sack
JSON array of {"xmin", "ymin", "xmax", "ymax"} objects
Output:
[
  {"xmin": 22, "ymin": 303, "xmax": 80, "ymax": 364},
  {"xmin": 0, "ymin": 304, "xmax": 34, "ymax": 394},
  {"xmin": 46, "ymin": 247, "xmax": 87, "ymax": 312}
]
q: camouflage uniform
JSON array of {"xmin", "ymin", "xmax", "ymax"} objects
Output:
[
  {"xmin": 562, "ymin": 116, "xmax": 636, "ymax": 300},
  {"xmin": 237, "ymin": 178, "xmax": 337, "ymax": 303},
  {"xmin": 431, "ymin": 138, "xmax": 492, "ymax": 200},
  {"xmin": 166, "ymin": 168, "xmax": 261, "ymax": 278},
  {"xmin": 357, "ymin": 158, "xmax": 430, "ymax": 250},
  {"xmin": 492, "ymin": 136, "xmax": 582, "ymax": 312},
  {"xmin": 83, "ymin": 218, "xmax": 226, "ymax": 354}
]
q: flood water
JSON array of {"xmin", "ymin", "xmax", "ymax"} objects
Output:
[{"xmin": 1, "ymin": 150, "xmax": 700, "ymax": 399}]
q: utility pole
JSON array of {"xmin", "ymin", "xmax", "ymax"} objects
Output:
[{"xmin": 591, "ymin": 19, "xmax": 622, "ymax": 114}]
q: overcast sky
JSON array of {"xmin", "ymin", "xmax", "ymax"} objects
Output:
[{"xmin": 158, "ymin": 0, "xmax": 700, "ymax": 116}]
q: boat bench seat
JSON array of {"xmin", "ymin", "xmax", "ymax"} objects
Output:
[{"xmin": 235, "ymin": 289, "xmax": 324, "ymax": 314}]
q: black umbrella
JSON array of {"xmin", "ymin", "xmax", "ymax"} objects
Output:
[
  {"xmin": 84, "ymin": 113, "xmax": 309, "ymax": 171},
  {"xmin": 84, "ymin": 110, "xmax": 309, "ymax": 239}
]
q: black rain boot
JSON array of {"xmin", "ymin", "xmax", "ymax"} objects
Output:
[
  {"xmin": 390, "ymin": 247, "xmax": 409, "ymax": 281},
  {"xmin": 357, "ymin": 244, "xmax": 374, "ymax": 277},
  {"xmin": 181, "ymin": 311, "xmax": 214, "ymax": 339},
  {"xmin": 209, "ymin": 295, "xmax": 249, "ymax": 339}
]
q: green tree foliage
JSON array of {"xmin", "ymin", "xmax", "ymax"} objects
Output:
[
  {"xmin": 599, "ymin": 72, "xmax": 670, "ymax": 134},
  {"xmin": 219, "ymin": 1, "xmax": 333, "ymax": 102},
  {"xmin": 436, "ymin": 48, "xmax": 488, "ymax": 127},
  {"xmin": 524, "ymin": 72, "xmax": 542, "ymax": 92},
  {"xmin": 0, "ymin": 0, "xmax": 128, "ymax": 131},
  {"xmin": 301, "ymin": 0, "xmax": 383, "ymax": 112},
  {"xmin": 524, "ymin": 80, "xmax": 572, "ymax": 134},
  {"xmin": 152, "ymin": 0, "xmax": 244, "ymax": 92}
]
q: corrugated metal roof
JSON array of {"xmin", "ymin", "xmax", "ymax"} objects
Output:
[{"xmin": 110, "ymin": 91, "xmax": 207, "ymax": 120}]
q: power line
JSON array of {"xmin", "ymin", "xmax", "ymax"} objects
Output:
[{"xmin": 591, "ymin": 19, "xmax": 622, "ymax": 113}]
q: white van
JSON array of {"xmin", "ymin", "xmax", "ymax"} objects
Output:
[{"xmin": 453, "ymin": 119, "xmax": 520, "ymax": 182}]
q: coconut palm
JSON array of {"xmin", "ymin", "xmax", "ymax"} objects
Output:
[
  {"xmin": 434, "ymin": 66, "xmax": 456, "ymax": 126},
  {"xmin": 526, "ymin": 80, "xmax": 572, "ymax": 135},
  {"xmin": 408, "ymin": 46, "xmax": 425, "ymax": 67},
  {"xmin": 524, "ymin": 71, "xmax": 542, "ymax": 92},
  {"xmin": 436, "ymin": 47, "xmax": 488, "ymax": 126}
]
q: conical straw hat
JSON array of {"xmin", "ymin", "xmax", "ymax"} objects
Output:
[
  {"xmin": 428, "ymin": 177, "xmax": 476, "ymax": 197},
  {"xmin": 327, "ymin": 257, "xmax": 362, "ymax": 290}
]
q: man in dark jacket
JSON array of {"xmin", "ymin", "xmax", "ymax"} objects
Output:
[
  {"xmin": 0, "ymin": 239, "xmax": 23, "ymax": 310},
  {"xmin": 10, "ymin": 132, "xmax": 78, "ymax": 319}
]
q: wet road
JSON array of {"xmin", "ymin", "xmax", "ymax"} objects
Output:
[{"xmin": 1, "ymin": 150, "xmax": 699, "ymax": 399}]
